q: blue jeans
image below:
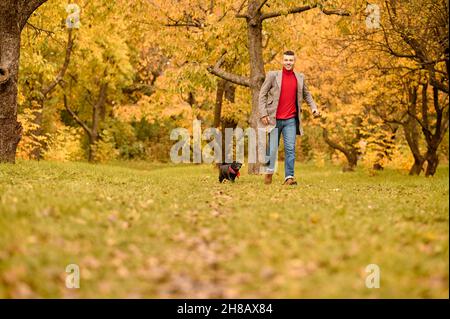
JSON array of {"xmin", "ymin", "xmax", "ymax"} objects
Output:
[{"xmin": 265, "ymin": 117, "xmax": 297, "ymax": 179}]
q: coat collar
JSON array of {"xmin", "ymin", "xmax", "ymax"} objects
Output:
[{"xmin": 275, "ymin": 70, "xmax": 302, "ymax": 88}]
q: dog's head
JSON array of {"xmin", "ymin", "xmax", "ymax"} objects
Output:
[{"xmin": 230, "ymin": 161, "xmax": 242, "ymax": 172}]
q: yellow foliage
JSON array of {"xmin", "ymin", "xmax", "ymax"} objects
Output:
[
  {"xmin": 312, "ymin": 148, "xmax": 327, "ymax": 167},
  {"xmin": 385, "ymin": 144, "xmax": 415, "ymax": 171},
  {"xmin": 43, "ymin": 125, "xmax": 84, "ymax": 162},
  {"xmin": 91, "ymin": 130, "xmax": 120, "ymax": 163},
  {"xmin": 16, "ymin": 108, "xmax": 49, "ymax": 160}
]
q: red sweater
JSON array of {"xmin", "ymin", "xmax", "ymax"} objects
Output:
[{"xmin": 276, "ymin": 68, "xmax": 297, "ymax": 119}]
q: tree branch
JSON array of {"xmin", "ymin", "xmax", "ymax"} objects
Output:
[
  {"xmin": 379, "ymin": 21, "xmax": 417, "ymax": 59},
  {"xmin": 262, "ymin": 5, "xmax": 312, "ymax": 20},
  {"xmin": 321, "ymin": 8, "xmax": 351, "ymax": 16},
  {"xmin": 406, "ymin": 108, "xmax": 433, "ymax": 143},
  {"xmin": 63, "ymin": 94, "xmax": 92, "ymax": 137},
  {"xmin": 429, "ymin": 74, "xmax": 449, "ymax": 93},
  {"xmin": 235, "ymin": 0, "xmax": 249, "ymax": 18},
  {"xmin": 322, "ymin": 127, "xmax": 351, "ymax": 157},
  {"xmin": 420, "ymin": 82, "xmax": 429, "ymax": 129},
  {"xmin": 372, "ymin": 104, "xmax": 407, "ymax": 125},
  {"xmin": 257, "ymin": 0, "xmax": 270, "ymax": 13},
  {"xmin": 207, "ymin": 54, "xmax": 251, "ymax": 87},
  {"xmin": 42, "ymin": 30, "xmax": 75, "ymax": 97},
  {"xmin": 261, "ymin": 4, "xmax": 350, "ymax": 21},
  {"xmin": 25, "ymin": 22, "xmax": 54, "ymax": 37},
  {"xmin": 164, "ymin": 22, "xmax": 203, "ymax": 28}
]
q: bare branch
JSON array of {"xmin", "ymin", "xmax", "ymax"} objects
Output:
[
  {"xmin": 321, "ymin": 8, "xmax": 351, "ymax": 16},
  {"xmin": 406, "ymin": 108, "xmax": 433, "ymax": 142},
  {"xmin": 236, "ymin": 13, "xmax": 250, "ymax": 19},
  {"xmin": 372, "ymin": 104, "xmax": 407, "ymax": 125},
  {"xmin": 164, "ymin": 22, "xmax": 203, "ymax": 28},
  {"xmin": 429, "ymin": 75, "xmax": 449, "ymax": 93},
  {"xmin": 25, "ymin": 22, "xmax": 54, "ymax": 37},
  {"xmin": 379, "ymin": 21, "xmax": 417, "ymax": 59},
  {"xmin": 262, "ymin": 5, "xmax": 312, "ymax": 20},
  {"xmin": 63, "ymin": 94, "xmax": 92, "ymax": 137},
  {"xmin": 264, "ymin": 49, "xmax": 280, "ymax": 64},
  {"xmin": 322, "ymin": 127, "xmax": 353, "ymax": 158},
  {"xmin": 235, "ymin": 0, "xmax": 249, "ymax": 18},
  {"xmin": 257, "ymin": 0, "xmax": 270, "ymax": 13},
  {"xmin": 207, "ymin": 53, "xmax": 251, "ymax": 87},
  {"xmin": 262, "ymin": 4, "xmax": 350, "ymax": 21},
  {"xmin": 42, "ymin": 30, "xmax": 75, "ymax": 97}
]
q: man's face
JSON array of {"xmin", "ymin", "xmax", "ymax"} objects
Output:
[{"xmin": 282, "ymin": 54, "xmax": 295, "ymax": 71}]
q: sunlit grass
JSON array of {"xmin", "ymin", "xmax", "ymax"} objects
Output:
[{"xmin": 0, "ymin": 160, "xmax": 448, "ymax": 298}]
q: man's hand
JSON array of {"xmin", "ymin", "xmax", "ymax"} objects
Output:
[
  {"xmin": 261, "ymin": 116, "xmax": 270, "ymax": 126},
  {"xmin": 312, "ymin": 110, "xmax": 321, "ymax": 118}
]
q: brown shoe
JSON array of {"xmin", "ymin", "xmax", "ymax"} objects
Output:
[
  {"xmin": 283, "ymin": 177, "xmax": 297, "ymax": 185},
  {"xmin": 264, "ymin": 174, "xmax": 273, "ymax": 185}
]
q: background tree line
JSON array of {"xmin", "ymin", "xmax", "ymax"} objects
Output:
[{"xmin": 0, "ymin": 0, "xmax": 448, "ymax": 176}]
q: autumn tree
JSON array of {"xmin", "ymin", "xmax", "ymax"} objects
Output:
[
  {"xmin": 347, "ymin": 0, "xmax": 449, "ymax": 176},
  {"xmin": 381, "ymin": 0, "xmax": 449, "ymax": 176}
]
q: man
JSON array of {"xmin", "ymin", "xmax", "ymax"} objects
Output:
[{"xmin": 258, "ymin": 50, "xmax": 320, "ymax": 185}]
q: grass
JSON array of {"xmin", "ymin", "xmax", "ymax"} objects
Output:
[{"xmin": 0, "ymin": 160, "xmax": 448, "ymax": 298}]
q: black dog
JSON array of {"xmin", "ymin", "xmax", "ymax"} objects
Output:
[{"xmin": 218, "ymin": 161, "xmax": 242, "ymax": 183}]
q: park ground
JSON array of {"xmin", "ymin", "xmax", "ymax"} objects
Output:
[{"xmin": 0, "ymin": 160, "xmax": 448, "ymax": 298}]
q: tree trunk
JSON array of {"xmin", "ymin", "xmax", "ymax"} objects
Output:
[
  {"xmin": 247, "ymin": 0, "xmax": 266, "ymax": 174},
  {"xmin": 403, "ymin": 86, "xmax": 426, "ymax": 176},
  {"xmin": 0, "ymin": 0, "xmax": 48, "ymax": 163},
  {"xmin": 214, "ymin": 79, "xmax": 226, "ymax": 129},
  {"xmin": 342, "ymin": 149, "xmax": 358, "ymax": 172},
  {"xmin": 408, "ymin": 156, "xmax": 424, "ymax": 175},
  {"xmin": 404, "ymin": 123, "xmax": 425, "ymax": 176},
  {"xmin": 87, "ymin": 82, "xmax": 108, "ymax": 162},
  {"xmin": 0, "ymin": 1, "xmax": 22, "ymax": 163},
  {"xmin": 214, "ymin": 79, "xmax": 225, "ymax": 166},
  {"xmin": 424, "ymin": 86, "xmax": 448, "ymax": 177},
  {"xmin": 425, "ymin": 148, "xmax": 439, "ymax": 177}
]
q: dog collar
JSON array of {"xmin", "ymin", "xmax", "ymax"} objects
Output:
[{"xmin": 228, "ymin": 166, "xmax": 240, "ymax": 177}]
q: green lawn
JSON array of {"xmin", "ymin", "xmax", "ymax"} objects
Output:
[{"xmin": 0, "ymin": 160, "xmax": 448, "ymax": 298}]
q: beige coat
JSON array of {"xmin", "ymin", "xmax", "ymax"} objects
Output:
[{"xmin": 258, "ymin": 70, "xmax": 318, "ymax": 135}]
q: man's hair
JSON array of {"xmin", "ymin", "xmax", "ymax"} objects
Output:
[{"xmin": 283, "ymin": 50, "xmax": 295, "ymax": 56}]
